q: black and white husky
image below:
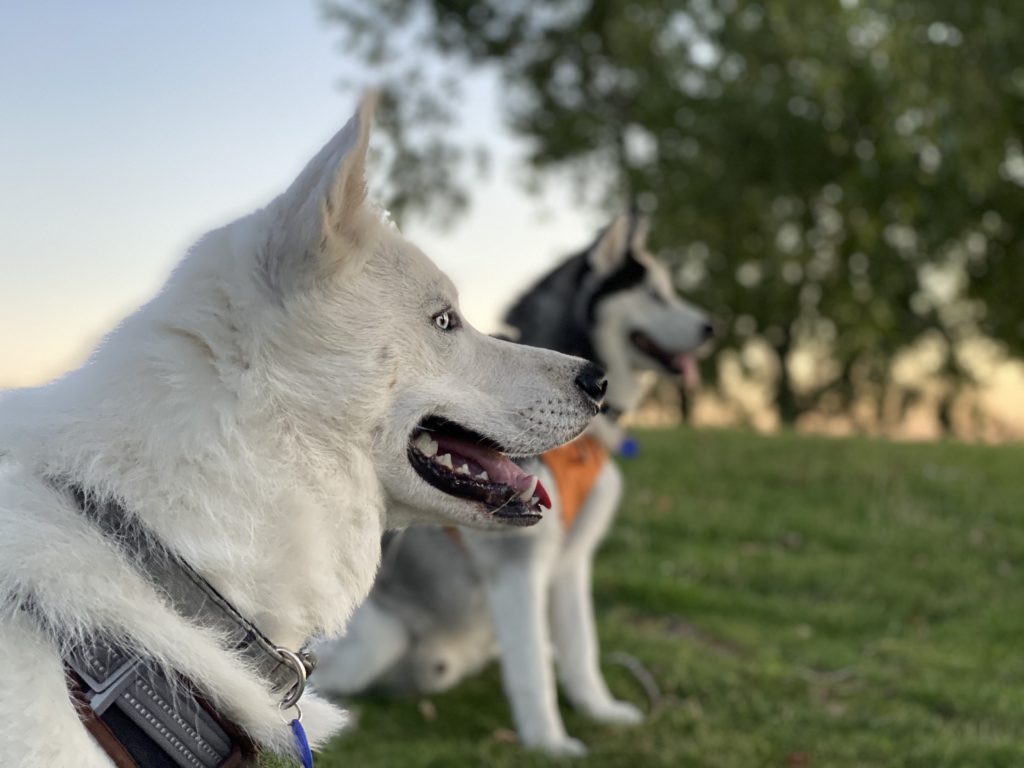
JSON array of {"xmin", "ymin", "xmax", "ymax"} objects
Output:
[{"xmin": 313, "ymin": 214, "xmax": 713, "ymax": 755}]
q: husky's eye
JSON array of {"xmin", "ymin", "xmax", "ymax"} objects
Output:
[
  {"xmin": 433, "ymin": 309, "xmax": 460, "ymax": 331},
  {"xmin": 647, "ymin": 286, "xmax": 666, "ymax": 304}
]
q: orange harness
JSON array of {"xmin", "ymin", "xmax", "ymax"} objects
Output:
[{"xmin": 541, "ymin": 434, "xmax": 609, "ymax": 531}]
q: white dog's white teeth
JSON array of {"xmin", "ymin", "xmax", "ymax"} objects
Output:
[
  {"xmin": 476, "ymin": 471, "xmax": 489, "ymax": 482},
  {"xmin": 436, "ymin": 453, "xmax": 453, "ymax": 470},
  {"xmin": 415, "ymin": 433, "xmax": 438, "ymax": 457},
  {"xmin": 531, "ymin": 496, "xmax": 540, "ymax": 505},
  {"xmin": 518, "ymin": 475, "xmax": 539, "ymax": 502},
  {"xmin": 455, "ymin": 464, "xmax": 470, "ymax": 476}
]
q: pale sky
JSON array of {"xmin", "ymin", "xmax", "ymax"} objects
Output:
[{"xmin": 0, "ymin": 2, "xmax": 596, "ymax": 388}]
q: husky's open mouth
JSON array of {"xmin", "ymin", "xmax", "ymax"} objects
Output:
[
  {"xmin": 630, "ymin": 330, "xmax": 699, "ymax": 385},
  {"xmin": 407, "ymin": 416, "xmax": 551, "ymax": 526}
]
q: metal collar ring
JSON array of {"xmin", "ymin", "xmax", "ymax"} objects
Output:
[{"xmin": 275, "ymin": 647, "xmax": 308, "ymax": 711}]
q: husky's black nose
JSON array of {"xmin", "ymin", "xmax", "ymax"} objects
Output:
[
  {"xmin": 702, "ymin": 322, "xmax": 715, "ymax": 340},
  {"xmin": 575, "ymin": 362, "xmax": 607, "ymax": 406}
]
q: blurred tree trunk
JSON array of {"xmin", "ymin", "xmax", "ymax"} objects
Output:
[{"xmin": 774, "ymin": 337, "xmax": 800, "ymax": 426}]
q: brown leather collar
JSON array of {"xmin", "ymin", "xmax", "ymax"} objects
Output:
[{"xmin": 66, "ymin": 663, "xmax": 256, "ymax": 765}]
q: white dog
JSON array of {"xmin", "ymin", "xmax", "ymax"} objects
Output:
[
  {"xmin": 0, "ymin": 95, "xmax": 605, "ymax": 767},
  {"xmin": 313, "ymin": 215, "xmax": 712, "ymax": 755}
]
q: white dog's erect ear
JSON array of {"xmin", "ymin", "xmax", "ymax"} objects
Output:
[
  {"xmin": 589, "ymin": 215, "xmax": 631, "ymax": 275},
  {"xmin": 265, "ymin": 92, "xmax": 379, "ymax": 287},
  {"xmin": 322, "ymin": 91, "xmax": 378, "ymax": 243}
]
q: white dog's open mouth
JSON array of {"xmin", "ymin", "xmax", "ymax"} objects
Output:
[
  {"xmin": 407, "ymin": 416, "xmax": 551, "ymax": 526},
  {"xmin": 629, "ymin": 330, "xmax": 701, "ymax": 387}
]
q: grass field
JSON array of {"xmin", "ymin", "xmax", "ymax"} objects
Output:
[{"xmin": 281, "ymin": 428, "xmax": 1024, "ymax": 767}]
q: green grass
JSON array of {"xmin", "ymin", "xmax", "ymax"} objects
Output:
[{"xmin": 275, "ymin": 429, "xmax": 1024, "ymax": 767}]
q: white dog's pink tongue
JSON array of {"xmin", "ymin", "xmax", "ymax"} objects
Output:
[
  {"xmin": 489, "ymin": 462, "xmax": 551, "ymax": 509},
  {"xmin": 433, "ymin": 434, "xmax": 552, "ymax": 509},
  {"xmin": 676, "ymin": 353, "xmax": 701, "ymax": 390}
]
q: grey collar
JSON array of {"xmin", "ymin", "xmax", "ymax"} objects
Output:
[
  {"xmin": 58, "ymin": 483, "xmax": 314, "ymax": 766},
  {"xmin": 65, "ymin": 484, "xmax": 315, "ymax": 701}
]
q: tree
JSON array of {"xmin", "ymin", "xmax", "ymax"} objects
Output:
[{"xmin": 323, "ymin": 0, "xmax": 1024, "ymax": 424}]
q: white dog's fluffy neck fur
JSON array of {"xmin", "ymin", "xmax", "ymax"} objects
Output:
[
  {"xmin": 5, "ymin": 206, "xmax": 392, "ymax": 633},
  {"xmin": 0, "ymin": 223, "xmax": 382, "ymax": 754}
]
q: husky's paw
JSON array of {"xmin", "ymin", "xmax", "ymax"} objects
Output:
[
  {"xmin": 528, "ymin": 735, "xmax": 588, "ymax": 757},
  {"xmin": 586, "ymin": 699, "xmax": 645, "ymax": 725}
]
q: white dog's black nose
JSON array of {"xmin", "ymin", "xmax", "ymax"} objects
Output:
[
  {"xmin": 575, "ymin": 362, "xmax": 608, "ymax": 406},
  {"xmin": 702, "ymin": 322, "xmax": 715, "ymax": 341}
]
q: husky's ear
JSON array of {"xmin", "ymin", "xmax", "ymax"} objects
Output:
[
  {"xmin": 630, "ymin": 216, "xmax": 651, "ymax": 252},
  {"xmin": 265, "ymin": 92, "xmax": 379, "ymax": 289},
  {"xmin": 588, "ymin": 215, "xmax": 632, "ymax": 275}
]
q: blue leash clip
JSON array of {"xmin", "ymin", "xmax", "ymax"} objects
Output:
[
  {"xmin": 290, "ymin": 717, "xmax": 313, "ymax": 768},
  {"xmin": 276, "ymin": 645, "xmax": 314, "ymax": 767}
]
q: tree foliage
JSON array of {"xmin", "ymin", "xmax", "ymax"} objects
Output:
[{"xmin": 324, "ymin": 0, "xmax": 1024, "ymax": 421}]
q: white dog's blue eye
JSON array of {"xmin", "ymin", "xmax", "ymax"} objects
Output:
[
  {"xmin": 432, "ymin": 308, "xmax": 461, "ymax": 331},
  {"xmin": 434, "ymin": 311, "xmax": 456, "ymax": 331}
]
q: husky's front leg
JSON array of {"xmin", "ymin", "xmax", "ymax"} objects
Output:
[
  {"xmin": 551, "ymin": 463, "xmax": 644, "ymax": 725},
  {"xmin": 551, "ymin": 556, "xmax": 643, "ymax": 725},
  {"xmin": 488, "ymin": 560, "xmax": 587, "ymax": 755},
  {"xmin": 466, "ymin": 527, "xmax": 584, "ymax": 756}
]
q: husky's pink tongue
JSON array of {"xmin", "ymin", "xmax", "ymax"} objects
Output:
[
  {"xmin": 676, "ymin": 353, "xmax": 702, "ymax": 390},
  {"xmin": 432, "ymin": 433, "xmax": 552, "ymax": 509}
]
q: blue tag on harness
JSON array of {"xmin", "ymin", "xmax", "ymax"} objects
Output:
[
  {"xmin": 290, "ymin": 718, "xmax": 313, "ymax": 768},
  {"xmin": 619, "ymin": 436, "xmax": 640, "ymax": 459}
]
